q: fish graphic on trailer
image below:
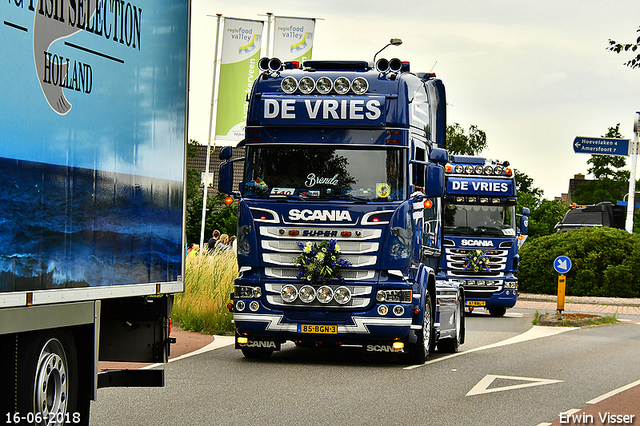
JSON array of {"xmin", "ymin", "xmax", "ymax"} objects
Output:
[{"xmin": 33, "ymin": 1, "xmax": 98, "ymax": 115}]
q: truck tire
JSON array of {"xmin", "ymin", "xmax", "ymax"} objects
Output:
[
  {"xmin": 438, "ymin": 293, "xmax": 464, "ymax": 353},
  {"xmin": 489, "ymin": 307, "xmax": 507, "ymax": 317},
  {"xmin": 410, "ymin": 293, "xmax": 433, "ymax": 364},
  {"xmin": 17, "ymin": 330, "xmax": 79, "ymax": 426}
]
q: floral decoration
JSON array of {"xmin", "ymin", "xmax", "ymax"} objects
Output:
[
  {"xmin": 463, "ymin": 249, "xmax": 491, "ymax": 272},
  {"xmin": 294, "ymin": 239, "xmax": 351, "ymax": 284}
]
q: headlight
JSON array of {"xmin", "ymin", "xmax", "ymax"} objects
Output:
[
  {"xmin": 334, "ymin": 286, "xmax": 351, "ymax": 304},
  {"xmin": 393, "ymin": 305, "xmax": 405, "ymax": 316},
  {"xmin": 351, "ymin": 77, "xmax": 368, "ymax": 94},
  {"xmin": 316, "ymin": 286, "xmax": 333, "ymax": 304},
  {"xmin": 281, "ymin": 76, "xmax": 298, "ymax": 94},
  {"xmin": 281, "ymin": 284, "xmax": 298, "ymax": 303},
  {"xmin": 333, "ymin": 77, "xmax": 350, "ymax": 94},
  {"xmin": 316, "ymin": 76, "xmax": 332, "ymax": 94},
  {"xmin": 249, "ymin": 301, "xmax": 260, "ymax": 312},
  {"xmin": 253, "ymin": 287, "xmax": 262, "ymax": 298},
  {"xmin": 235, "ymin": 301, "xmax": 246, "ymax": 311},
  {"xmin": 299, "ymin": 285, "xmax": 316, "ymax": 303},
  {"xmin": 298, "ymin": 76, "xmax": 315, "ymax": 94},
  {"xmin": 377, "ymin": 305, "xmax": 388, "ymax": 315}
]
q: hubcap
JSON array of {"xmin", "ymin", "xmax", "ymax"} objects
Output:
[{"xmin": 35, "ymin": 339, "xmax": 68, "ymax": 425}]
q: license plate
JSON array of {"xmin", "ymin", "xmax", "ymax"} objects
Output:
[
  {"xmin": 299, "ymin": 324, "xmax": 337, "ymax": 334},
  {"xmin": 466, "ymin": 300, "xmax": 486, "ymax": 307}
]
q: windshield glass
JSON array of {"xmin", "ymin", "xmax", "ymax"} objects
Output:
[
  {"xmin": 443, "ymin": 203, "xmax": 516, "ymax": 237},
  {"xmin": 242, "ymin": 146, "xmax": 407, "ymax": 201}
]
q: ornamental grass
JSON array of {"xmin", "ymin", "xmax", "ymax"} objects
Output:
[{"xmin": 172, "ymin": 248, "xmax": 237, "ymax": 335}]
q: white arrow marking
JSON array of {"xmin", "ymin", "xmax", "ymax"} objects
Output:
[
  {"xmin": 556, "ymin": 259, "xmax": 567, "ymax": 270},
  {"xmin": 467, "ymin": 374, "xmax": 563, "ymax": 396}
]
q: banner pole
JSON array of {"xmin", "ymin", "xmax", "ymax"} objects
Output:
[{"xmin": 200, "ymin": 14, "xmax": 223, "ymax": 249}]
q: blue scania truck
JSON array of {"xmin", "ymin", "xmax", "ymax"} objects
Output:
[
  {"xmin": 436, "ymin": 156, "xmax": 529, "ymax": 317},
  {"xmin": 219, "ymin": 57, "xmax": 464, "ymax": 363}
]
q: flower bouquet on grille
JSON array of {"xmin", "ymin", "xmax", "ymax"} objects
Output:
[
  {"xmin": 463, "ymin": 249, "xmax": 491, "ymax": 272},
  {"xmin": 294, "ymin": 239, "xmax": 351, "ymax": 284}
]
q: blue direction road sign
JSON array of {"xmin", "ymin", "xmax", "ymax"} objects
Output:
[
  {"xmin": 573, "ymin": 136, "xmax": 630, "ymax": 156},
  {"xmin": 554, "ymin": 255, "xmax": 572, "ymax": 274}
]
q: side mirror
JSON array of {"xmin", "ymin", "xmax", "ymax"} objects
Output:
[
  {"xmin": 428, "ymin": 147, "xmax": 449, "ymax": 165},
  {"xmin": 519, "ymin": 207, "xmax": 530, "ymax": 235},
  {"xmin": 424, "ymin": 163, "xmax": 444, "ymax": 198},
  {"xmin": 218, "ymin": 161, "xmax": 234, "ymax": 194},
  {"xmin": 219, "ymin": 146, "xmax": 233, "ymax": 160}
]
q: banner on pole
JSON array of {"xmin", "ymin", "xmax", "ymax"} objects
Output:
[
  {"xmin": 273, "ymin": 16, "xmax": 315, "ymax": 63},
  {"xmin": 215, "ymin": 18, "xmax": 264, "ymax": 142}
]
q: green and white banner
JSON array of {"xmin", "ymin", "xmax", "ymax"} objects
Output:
[
  {"xmin": 215, "ymin": 18, "xmax": 264, "ymax": 142},
  {"xmin": 273, "ymin": 16, "xmax": 315, "ymax": 63}
]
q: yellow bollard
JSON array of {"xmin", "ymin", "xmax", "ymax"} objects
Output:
[{"xmin": 557, "ymin": 274, "xmax": 566, "ymax": 320}]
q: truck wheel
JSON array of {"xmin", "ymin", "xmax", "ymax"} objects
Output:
[
  {"xmin": 410, "ymin": 293, "xmax": 433, "ymax": 364},
  {"xmin": 17, "ymin": 330, "xmax": 79, "ymax": 425},
  {"xmin": 489, "ymin": 307, "xmax": 507, "ymax": 317},
  {"xmin": 438, "ymin": 293, "xmax": 464, "ymax": 353}
]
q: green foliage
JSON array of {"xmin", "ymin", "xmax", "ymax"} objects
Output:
[
  {"xmin": 446, "ymin": 123, "xmax": 487, "ymax": 155},
  {"xmin": 608, "ymin": 27, "xmax": 640, "ymax": 69},
  {"xmin": 518, "ymin": 227, "xmax": 640, "ymax": 297},
  {"xmin": 185, "ymin": 140, "xmax": 239, "ymax": 245}
]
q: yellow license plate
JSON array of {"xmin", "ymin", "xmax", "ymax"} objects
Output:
[
  {"xmin": 299, "ymin": 324, "xmax": 337, "ymax": 334},
  {"xmin": 466, "ymin": 300, "xmax": 486, "ymax": 307}
]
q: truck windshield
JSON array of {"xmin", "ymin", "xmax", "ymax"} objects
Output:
[
  {"xmin": 443, "ymin": 204, "xmax": 516, "ymax": 237},
  {"xmin": 242, "ymin": 146, "xmax": 407, "ymax": 202}
]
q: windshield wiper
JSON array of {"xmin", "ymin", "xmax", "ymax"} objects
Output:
[{"xmin": 335, "ymin": 194, "xmax": 371, "ymax": 203}]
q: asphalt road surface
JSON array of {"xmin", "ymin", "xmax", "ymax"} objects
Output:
[{"xmin": 90, "ymin": 310, "xmax": 640, "ymax": 426}]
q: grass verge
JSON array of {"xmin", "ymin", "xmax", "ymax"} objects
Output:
[{"xmin": 172, "ymin": 249, "xmax": 237, "ymax": 335}]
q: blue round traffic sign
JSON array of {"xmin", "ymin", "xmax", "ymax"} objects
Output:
[{"xmin": 554, "ymin": 255, "xmax": 572, "ymax": 274}]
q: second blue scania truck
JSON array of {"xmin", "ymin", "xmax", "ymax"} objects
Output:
[
  {"xmin": 436, "ymin": 156, "xmax": 529, "ymax": 317},
  {"xmin": 219, "ymin": 57, "xmax": 464, "ymax": 363}
]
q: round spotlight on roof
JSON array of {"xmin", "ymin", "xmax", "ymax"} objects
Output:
[
  {"xmin": 484, "ymin": 165, "xmax": 494, "ymax": 175},
  {"xmin": 376, "ymin": 58, "xmax": 390, "ymax": 73},
  {"xmin": 334, "ymin": 76, "xmax": 350, "ymax": 95},
  {"xmin": 474, "ymin": 165, "xmax": 484, "ymax": 174},
  {"xmin": 316, "ymin": 76, "xmax": 333, "ymax": 94},
  {"xmin": 454, "ymin": 165, "xmax": 464, "ymax": 174},
  {"xmin": 298, "ymin": 76, "xmax": 315, "ymax": 94},
  {"xmin": 465, "ymin": 165, "xmax": 474, "ymax": 174},
  {"xmin": 351, "ymin": 77, "xmax": 369, "ymax": 94},
  {"xmin": 281, "ymin": 76, "xmax": 298, "ymax": 94},
  {"xmin": 258, "ymin": 57, "xmax": 271, "ymax": 72},
  {"xmin": 268, "ymin": 58, "xmax": 282, "ymax": 72},
  {"xmin": 389, "ymin": 58, "xmax": 403, "ymax": 73}
]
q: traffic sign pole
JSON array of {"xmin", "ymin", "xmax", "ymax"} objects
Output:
[
  {"xmin": 557, "ymin": 275, "xmax": 566, "ymax": 320},
  {"xmin": 625, "ymin": 112, "xmax": 639, "ymax": 233}
]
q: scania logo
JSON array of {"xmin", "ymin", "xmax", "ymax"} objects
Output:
[
  {"xmin": 460, "ymin": 239, "xmax": 494, "ymax": 247},
  {"xmin": 240, "ymin": 340, "xmax": 276, "ymax": 349},
  {"xmin": 288, "ymin": 209, "xmax": 352, "ymax": 222},
  {"xmin": 366, "ymin": 344, "xmax": 402, "ymax": 353}
]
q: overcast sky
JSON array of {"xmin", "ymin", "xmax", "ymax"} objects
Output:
[{"xmin": 188, "ymin": 0, "xmax": 640, "ymax": 199}]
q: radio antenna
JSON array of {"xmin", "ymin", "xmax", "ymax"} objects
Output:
[{"xmin": 429, "ymin": 61, "xmax": 437, "ymax": 73}]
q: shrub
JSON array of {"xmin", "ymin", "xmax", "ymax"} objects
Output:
[{"xmin": 518, "ymin": 227, "xmax": 640, "ymax": 297}]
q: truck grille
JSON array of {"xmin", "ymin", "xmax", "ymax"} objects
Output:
[{"xmin": 444, "ymin": 248, "xmax": 508, "ymax": 273}]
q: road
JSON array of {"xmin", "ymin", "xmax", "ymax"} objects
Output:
[{"xmin": 90, "ymin": 310, "xmax": 640, "ymax": 426}]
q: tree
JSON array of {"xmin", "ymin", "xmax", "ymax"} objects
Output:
[
  {"xmin": 608, "ymin": 26, "xmax": 640, "ymax": 69},
  {"xmin": 446, "ymin": 123, "xmax": 487, "ymax": 155}
]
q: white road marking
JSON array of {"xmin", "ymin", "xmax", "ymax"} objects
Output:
[
  {"xmin": 143, "ymin": 335, "xmax": 235, "ymax": 369},
  {"xmin": 466, "ymin": 374, "xmax": 563, "ymax": 396},
  {"xmin": 586, "ymin": 377, "xmax": 640, "ymax": 404},
  {"xmin": 404, "ymin": 325, "xmax": 578, "ymax": 370}
]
